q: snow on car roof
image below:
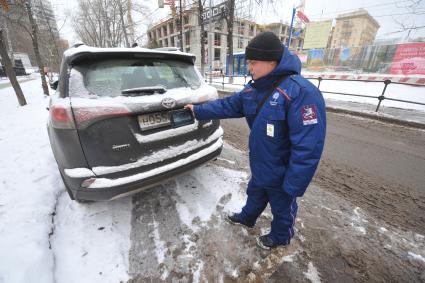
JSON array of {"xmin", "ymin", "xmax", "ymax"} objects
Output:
[{"xmin": 63, "ymin": 44, "xmax": 195, "ymax": 59}]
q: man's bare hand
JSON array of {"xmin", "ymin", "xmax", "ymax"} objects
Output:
[{"xmin": 184, "ymin": 104, "xmax": 194, "ymax": 114}]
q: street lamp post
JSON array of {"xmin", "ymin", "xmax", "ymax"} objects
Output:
[
  {"xmin": 179, "ymin": 0, "xmax": 184, "ymax": 52},
  {"xmin": 288, "ymin": 6, "xmax": 296, "ymax": 48}
]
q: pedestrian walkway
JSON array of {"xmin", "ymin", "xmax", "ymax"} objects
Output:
[{"xmin": 0, "ymin": 76, "xmax": 35, "ymax": 90}]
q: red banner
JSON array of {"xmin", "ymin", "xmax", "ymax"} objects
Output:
[{"xmin": 390, "ymin": 43, "xmax": 425, "ymax": 75}]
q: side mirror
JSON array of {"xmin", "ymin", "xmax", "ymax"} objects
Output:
[{"xmin": 50, "ymin": 80, "xmax": 59, "ymax": 90}]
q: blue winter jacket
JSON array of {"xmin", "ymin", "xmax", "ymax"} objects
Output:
[{"xmin": 194, "ymin": 45, "xmax": 326, "ymax": 197}]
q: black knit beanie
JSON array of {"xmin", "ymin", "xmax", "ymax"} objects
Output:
[{"xmin": 245, "ymin": 31, "xmax": 283, "ymax": 61}]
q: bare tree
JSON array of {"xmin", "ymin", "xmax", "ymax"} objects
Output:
[
  {"xmin": 74, "ymin": 0, "xmax": 143, "ymax": 48},
  {"xmin": 127, "ymin": 0, "xmax": 135, "ymax": 44},
  {"xmin": 24, "ymin": 0, "xmax": 49, "ymax": 96},
  {"xmin": 118, "ymin": 0, "xmax": 129, "ymax": 47},
  {"xmin": 393, "ymin": 0, "xmax": 425, "ymax": 41},
  {"xmin": 38, "ymin": 0, "xmax": 62, "ymax": 72},
  {"xmin": 129, "ymin": 0, "xmax": 151, "ymax": 45},
  {"xmin": 0, "ymin": 29, "xmax": 26, "ymax": 106}
]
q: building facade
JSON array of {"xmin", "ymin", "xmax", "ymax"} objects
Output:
[
  {"xmin": 147, "ymin": 7, "xmax": 304, "ymax": 72},
  {"xmin": 331, "ymin": 9, "xmax": 380, "ymax": 48}
]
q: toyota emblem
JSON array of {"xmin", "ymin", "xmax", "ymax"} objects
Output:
[{"xmin": 161, "ymin": 97, "xmax": 176, "ymax": 109}]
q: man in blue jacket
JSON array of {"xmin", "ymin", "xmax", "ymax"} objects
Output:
[{"xmin": 185, "ymin": 32, "xmax": 326, "ymax": 250}]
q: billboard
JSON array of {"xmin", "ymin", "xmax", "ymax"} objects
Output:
[
  {"xmin": 307, "ymin": 49, "xmax": 325, "ymax": 66},
  {"xmin": 390, "ymin": 43, "xmax": 425, "ymax": 75},
  {"xmin": 303, "ymin": 21, "xmax": 332, "ymax": 50}
]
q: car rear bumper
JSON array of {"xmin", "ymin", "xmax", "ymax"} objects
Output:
[{"xmin": 64, "ymin": 137, "xmax": 223, "ymax": 201}]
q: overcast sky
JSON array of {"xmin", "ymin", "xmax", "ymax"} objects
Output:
[{"xmin": 50, "ymin": 0, "xmax": 425, "ymax": 45}]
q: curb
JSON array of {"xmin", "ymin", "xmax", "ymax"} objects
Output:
[
  {"xmin": 326, "ymin": 107, "xmax": 425, "ymax": 130},
  {"xmin": 216, "ymin": 89, "xmax": 425, "ymax": 130}
]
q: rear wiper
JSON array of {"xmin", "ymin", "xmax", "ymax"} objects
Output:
[{"xmin": 121, "ymin": 86, "xmax": 167, "ymax": 95}]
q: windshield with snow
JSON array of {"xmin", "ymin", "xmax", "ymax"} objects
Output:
[{"xmin": 72, "ymin": 58, "xmax": 202, "ymax": 97}]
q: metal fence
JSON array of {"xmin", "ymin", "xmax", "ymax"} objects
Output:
[{"xmin": 205, "ymin": 73, "xmax": 425, "ymax": 112}]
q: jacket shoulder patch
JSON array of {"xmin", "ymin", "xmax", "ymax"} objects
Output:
[{"xmin": 301, "ymin": 104, "xmax": 318, "ymax": 125}]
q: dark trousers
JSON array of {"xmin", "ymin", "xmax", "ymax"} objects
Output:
[{"xmin": 239, "ymin": 180, "xmax": 298, "ymax": 245}]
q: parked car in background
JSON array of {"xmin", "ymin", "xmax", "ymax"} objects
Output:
[{"xmin": 47, "ymin": 44, "xmax": 223, "ymax": 201}]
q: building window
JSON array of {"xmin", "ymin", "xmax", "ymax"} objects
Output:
[
  {"xmin": 238, "ymin": 22, "xmax": 245, "ymax": 35},
  {"xmin": 214, "ymin": 33, "xmax": 221, "ymax": 46},
  {"xmin": 171, "ymin": 36, "xmax": 175, "ymax": 46},
  {"xmin": 169, "ymin": 22, "xmax": 174, "ymax": 33},
  {"xmin": 238, "ymin": 37, "xmax": 244, "ymax": 49},
  {"xmin": 249, "ymin": 25, "xmax": 254, "ymax": 36},
  {"xmin": 164, "ymin": 38, "xmax": 168, "ymax": 46},
  {"xmin": 342, "ymin": 20, "xmax": 352, "ymax": 29},
  {"xmin": 184, "ymin": 15, "xmax": 189, "ymax": 25},
  {"xmin": 163, "ymin": 26, "xmax": 167, "ymax": 36},
  {"xmin": 214, "ymin": 48, "xmax": 220, "ymax": 60},
  {"xmin": 185, "ymin": 31, "xmax": 190, "ymax": 46}
]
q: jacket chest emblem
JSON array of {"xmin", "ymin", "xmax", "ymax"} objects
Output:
[{"xmin": 269, "ymin": 92, "xmax": 279, "ymax": 106}]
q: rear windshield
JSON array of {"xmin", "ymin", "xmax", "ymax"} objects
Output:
[{"xmin": 71, "ymin": 58, "xmax": 202, "ymax": 97}]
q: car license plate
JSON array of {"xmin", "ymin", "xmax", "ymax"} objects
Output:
[
  {"xmin": 170, "ymin": 109, "xmax": 194, "ymax": 128},
  {"xmin": 138, "ymin": 111, "xmax": 171, "ymax": 131}
]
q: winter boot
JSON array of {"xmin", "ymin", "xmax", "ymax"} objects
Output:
[
  {"xmin": 224, "ymin": 212, "xmax": 254, "ymax": 228},
  {"xmin": 256, "ymin": 234, "xmax": 288, "ymax": 250}
]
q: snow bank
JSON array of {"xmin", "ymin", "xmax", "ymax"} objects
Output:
[{"xmin": 0, "ymin": 77, "xmax": 132, "ymax": 283}]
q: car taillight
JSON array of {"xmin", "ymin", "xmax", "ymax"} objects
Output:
[
  {"xmin": 73, "ymin": 107, "xmax": 131, "ymax": 129},
  {"xmin": 50, "ymin": 104, "xmax": 76, "ymax": 129}
]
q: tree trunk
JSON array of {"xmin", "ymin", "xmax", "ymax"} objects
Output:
[
  {"xmin": 24, "ymin": 0, "xmax": 49, "ymax": 96},
  {"xmin": 118, "ymin": 0, "xmax": 129, "ymax": 47},
  {"xmin": 39, "ymin": 0, "xmax": 61, "ymax": 71},
  {"xmin": 127, "ymin": 0, "xmax": 135, "ymax": 44},
  {"xmin": 197, "ymin": 0, "xmax": 205, "ymax": 76},
  {"xmin": 0, "ymin": 29, "xmax": 26, "ymax": 106},
  {"xmin": 227, "ymin": 0, "xmax": 235, "ymax": 84}
]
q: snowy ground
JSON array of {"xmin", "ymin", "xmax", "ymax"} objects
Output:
[
  {"xmin": 0, "ymin": 77, "xmax": 131, "ymax": 283},
  {"xmin": 1, "ymin": 76, "xmax": 424, "ymax": 282}
]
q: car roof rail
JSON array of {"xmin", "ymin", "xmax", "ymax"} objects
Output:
[{"xmin": 154, "ymin": 47, "xmax": 180, "ymax": 52}]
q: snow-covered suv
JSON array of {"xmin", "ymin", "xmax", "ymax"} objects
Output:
[{"xmin": 47, "ymin": 44, "xmax": 223, "ymax": 201}]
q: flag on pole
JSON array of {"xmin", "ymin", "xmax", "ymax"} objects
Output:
[{"xmin": 297, "ymin": 11, "xmax": 310, "ymax": 23}]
